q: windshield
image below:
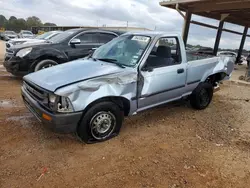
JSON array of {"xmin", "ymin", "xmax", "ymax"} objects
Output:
[
  {"xmin": 92, "ymin": 35, "xmax": 151, "ymax": 67},
  {"xmin": 5, "ymin": 31, "xmax": 15, "ymax": 35},
  {"xmin": 36, "ymin": 31, "xmax": 60, "ymax": 40},
  {"xmin": 36, "ymin": 32, "xmax": 52, "ymax": 39},
  {"xmin": 48, "ymin": 30, "xmax": 75, "ymax": 43},
  {"xmin": 22, "ymin": 31, "xmax": 33, "ymax": 35}
]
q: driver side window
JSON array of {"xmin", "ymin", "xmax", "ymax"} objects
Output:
[
  {"xmin": 145, "ymin": 37, "xmax": 181, "ymax": 69},
  {"xmin": 76, "ymin": 33, "xmax": 98, "ymax": 44}
]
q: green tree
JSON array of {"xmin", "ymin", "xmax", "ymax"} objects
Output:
[
  {"xmin": 6, "ymin": 16, "xmax": 18, "ymax": 31},
  {"xmin": 15, "ymin": 18, "xmax": 27, "ymax": 32},
  {"xmin": 26, "ymin": 16, "xmax": 42, "ymax": 29},
  {"xmin": 9, "ymin": 16, "xmax": 17, "ymax": 22},
  {"xmin": 0, "ymin": 15, "xmax": 7, "ymax": 28},
  {"xmin": 44, "ymin": 22, "xmax": 57, "ymax": 27}
]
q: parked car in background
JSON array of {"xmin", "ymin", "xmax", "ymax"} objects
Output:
[
  {"xmin": 4, "ymin": 29, "xmax": 124, "ymax": 76},
  {"xmin": 6, "ymin": 31, "xmax": 64, "ymax": 49},
  {"xmin": 217, "ymin": 51, "xmax": 237, "ymax": 63},
  {"xmin": 18, "ymin": 30, "xmax": 34, "ymax": 38},
  {"xmin": 196, "ymin": 47, "xmax": 214, "ymax": 55},
  {"xmin": 0, "ymin": 31, "xmax": 4, "ymax": 40},
  {"xmin": 217, "ymin": 51, "xmax": 245, "ymax": 64},
  {"xmin": 2, "ymin": 30, "xmax": 18, "ymax": 41},
  {"xmin": 21, "ymin": 31, "xmax": 234, "ymax": 143}
]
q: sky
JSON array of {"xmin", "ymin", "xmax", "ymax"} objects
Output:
[{"xmin": 1, "ymin": 0, "xmax": 250, "ymax": 50}]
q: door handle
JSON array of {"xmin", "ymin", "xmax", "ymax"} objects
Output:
[{"xmin": 177, "ymin": 68, "xmax": 184, "ymax": 74}]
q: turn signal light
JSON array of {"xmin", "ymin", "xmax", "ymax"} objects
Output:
[{"xmin": 42, "ymin": 113, "xmax": 52, "ymax": 121}]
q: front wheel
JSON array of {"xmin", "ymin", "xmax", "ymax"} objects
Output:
[
  {"xmin": 34, "ymin": 59, "xmax": 58, "ymax": 72},
  {"xmin": 77, "ymin": 101, "xmax": 124, "ymax": 143},
  {"xmin": 190, "ymin": 82, "xmax": 213, "ymax": 110}
]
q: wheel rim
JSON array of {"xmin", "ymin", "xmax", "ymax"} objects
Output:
[
  {"xmin": 42, "ymin": 64, "xmax": 54, "ymax": 69},
  {"xmin": 199, "ymin": 88, "xmax": 210, "ymax": 107},
  {"xmin": 90, "ymin": 111, "xmax": 116, "ymax": 140}
]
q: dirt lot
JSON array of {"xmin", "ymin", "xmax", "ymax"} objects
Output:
[{"xmin": 1, "ymin": 40, "xmax": 250, "ymax": 188}]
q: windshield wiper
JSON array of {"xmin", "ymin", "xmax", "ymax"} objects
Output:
[{"xmin": 97, "ymin": 58, "xmax": 125, "ymax": 68}]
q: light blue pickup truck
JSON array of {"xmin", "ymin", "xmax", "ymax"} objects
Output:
[{"xmin": 21, "ymin": 31, "xmax": 234, "ymax": 143}]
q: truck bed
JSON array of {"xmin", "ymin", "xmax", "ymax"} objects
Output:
[
  {"xmin": 186, "ymin": 55, "xmax": 234, "ymax": 86},
  {"xmin": 186, "ymin": 51, "xmax": 215, "ymax": 61}
]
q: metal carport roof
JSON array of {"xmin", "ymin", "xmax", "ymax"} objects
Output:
[
  {"xmin": 160, "ymin": 0, "xmax": 250, "ymax": 26},
  {"xmin": 160, "ymin": 0, "xmax": 250, "ymax": 62}
]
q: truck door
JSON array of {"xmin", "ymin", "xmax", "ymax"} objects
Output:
[
  {"xmin": 138, "ymin": 37, "xmax": 187, "ymax": 110},
  {"xmin": 67, "ymin": 32, "xmax": 100, "ymax": 60}
]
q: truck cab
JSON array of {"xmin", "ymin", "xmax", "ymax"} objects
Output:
[{"xmin": 21, "ymin": 31, "xmax": 234, "ymax": 143}]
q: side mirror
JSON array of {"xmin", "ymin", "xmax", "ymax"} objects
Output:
[
  {"xmin": 70, "ymin": 38, "xmax": 81, "ymax": 45},
  {"xmin": 141, "ymin": 66, "xmax": 153, "ymax": 72}
]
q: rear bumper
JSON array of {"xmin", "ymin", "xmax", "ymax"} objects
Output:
[{"xmin": 21, "ymin": 86, "xmax": 82, "ymax": 133}]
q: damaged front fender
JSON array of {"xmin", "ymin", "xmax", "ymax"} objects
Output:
[{"xmin": 55, "ymin": 69, "xmax": 138, "ymax": 115}]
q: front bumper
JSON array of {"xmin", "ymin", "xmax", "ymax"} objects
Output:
[
  {"xmin": 21, "ymin": 86, "xmax": 82, "ymax": 133},
  {"xmin": 3, "ymin": 54, "xmax": 30, "ymax": 76}
]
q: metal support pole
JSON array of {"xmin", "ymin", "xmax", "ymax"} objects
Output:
[
  {"xmin": 237, "ymin": 26, "xmax": 248, "ymax": 64},
  {"xmin": 182, "ymin": 11, "xmax": 192, "ymax": 47},
  {"xmin": 213, "ymin": 20, "xmax": 224, "ymax": 55}
]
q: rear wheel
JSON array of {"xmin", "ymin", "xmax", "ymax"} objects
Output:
[
  {"xmin": 190, "ymin": 82, "xmax": 213, "ymax": 110},
  {"xmin": 34, "ymin": 59, "xmax": 58, "ymax": 72},
  {"xmin": 77, "ymin": 101, "xmax": 124, "ymax": 143}
]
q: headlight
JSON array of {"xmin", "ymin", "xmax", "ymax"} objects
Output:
[
  {"xmin": 16, "ymin": 47, "xmax": 32, "ymax": 58},
  {"xmin": 57, "ymin": 96, "xmax": 74, "ymax": 113},
  {"xmin": 49, "ymin": 94, "xmax": 57, "ymax": 103},
  {"xmin": 48, "ymin": 94, "xmax": 74, "ymax": 113}
]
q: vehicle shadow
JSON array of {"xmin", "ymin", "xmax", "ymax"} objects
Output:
[{"xmin": 0, "ymin": 74, "xmax": 23, "ymax": 83}]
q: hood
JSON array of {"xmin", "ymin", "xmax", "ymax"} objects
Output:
[
  {"xmin": 6, "ymin": 34, "xmax": 17, "ymax": 37},
  {"xmin": 24, "ymin": 59, "xmax": 126, "ymax": 92},
  {"xmin": 9, "ymin": 38, "xmax": 33, "ymax": 42},
  {"xmin": 23, "ymin": 39, "xmax": 45, "ymax": 44},
  {"xmin": 9, "ymin": 38, "xmax": 39, "ymax": 45},
  {"xmin": 10, "ymin": 42, "xmax": 50, "ymax": 51}
]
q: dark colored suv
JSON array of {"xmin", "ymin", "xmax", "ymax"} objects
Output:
[{"xmin": 4, "ymin": 29, "xmax": 124, "ymax": 76}]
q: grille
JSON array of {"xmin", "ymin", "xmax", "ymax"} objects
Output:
[
  {"xmin": 23, "ymin": 81, "xmax": 53, "ymax": 112},
  {"xmin": 23, "ymin": 81, "xmax": 47, "ymax": 101}
]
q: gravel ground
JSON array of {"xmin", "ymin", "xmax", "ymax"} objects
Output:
[{"xmin": 1, "ymin": 40, "xmax": 250, "ymax": 188}]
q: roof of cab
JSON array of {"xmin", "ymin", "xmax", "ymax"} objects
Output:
[
  {"xmin": 123, "ymin": 31, "xmax": 181, "ymax": 37},
  {"xmin": 66, "ymin": 28, "xmax": 125, "ymax": 35}
]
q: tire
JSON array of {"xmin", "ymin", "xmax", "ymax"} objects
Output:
[
  {"xmin": 34, "ymin": 59, "xmax": 58, "ymax": 72},
  {"xmin": 190, "ymin": 82, "xmax": 213, "ymax": 110},
  {"xmin": 77, "ymin": 101, "xmax": 124, "ymax": 143}
]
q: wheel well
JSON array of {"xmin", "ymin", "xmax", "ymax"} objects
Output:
[
  {"xmin": 83, "ymin": 97, "xmax": 131, "ymax": 117},
  {"xmin": 31, "ymin": 55, "xmax": 60, "ymax": 71},
  {"xmin": 206, "ymin": 72, "xmax": 227, "ymax": 86}
]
